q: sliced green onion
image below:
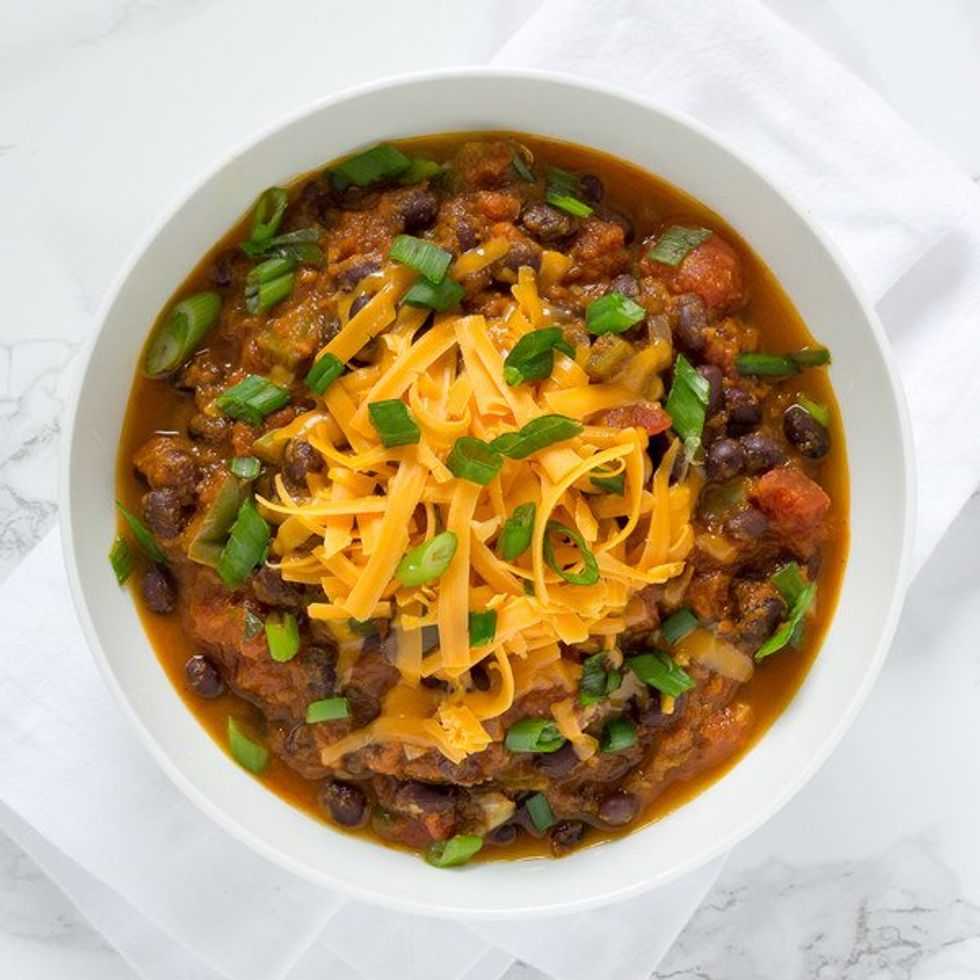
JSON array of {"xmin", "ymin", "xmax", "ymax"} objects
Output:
[
  {"xmin": 503, "ymin": 327, "xmax": 575, "ymax": 387},
  {"xmin": 402, "ymin": 276, "xmax": 465, "ymax": 312},
  {"xmin": 144, "ymin": 291, "xmax": 222, "ymax": 378},
  {"xmin": 305, "ymin": 353, "xmax": 345, "ymax": 396},
  {"xmin": 626, "ymin": 651, "xmax": 695, "ymax": 697},
  {"xmin": 187, "ymin": 473, "xmax": 244, "ymax": 566},
  {"xmin": 585, "ymin": 291, "xmax": 647, "ymax": 335},
  {"xmin": 228, "ymin": 456, "xmax": 261, "ymax": 480},
  {"xmin": 241, "ymin": 228, "xmax": 324, "ymax": 265},
  {"xmin": 108, "ymin": 536, "xmax": 133, "ymax": 585},
  {"xmin": 661, "ymin": 607, "xmax": 699, "ymax": 645},
  {"xmin": 771, "ymin": 562, "xmax": 808, "ymax": 605},
  {"xmin": 243, "ymin": 608, "xmax": 265, "ymax": 639},
  {"xmin": 468, "ymin": 610, "xmax": 497, "ymax": 647},
  {"xmin": 395, "ymin": 531, "xmax": 458, "ymax": 586},
  {"xmin": 756, "ymin": 581, "xmax": 817, "ymax": 660},
  {"xmin": 545, "ymin": 191, "xmax": 592, "ymax": 217},
  {"xmin": 578, "ymin": 652, "xmax": 621, "ymax": 706},
  {"xmin": 398, "ymin": 157, "xmax": 445, "ymax": 185},
  {"xmin": 498, "ymin": 501, "xmax": 536, "ymax": 561},
  {"xmin": 735, "ymin": 352, "xmax": 801, "ymax": 377},
  {"xmin": 796, "ymin": 395, "xmax": 830, "ymax": 427},
  {"xmin": 265, "ymin": 611, "xmax": 300, "ymax": 663},
  {"xmin": 511, "ymin": 151, "xmax": 535, "ymax": 182},
  {"xmin": 601, "ymin": 717, "xmax": 637, "ymax": 753},
  {"xmin": 665, "ymin": 354, "xmax": 711, "ymax": 449},
  {"xmin": 648, "ymin": 226, "xmax": 712, "ymax": 266},
  {"xmin": 525, "ymin": 792, "xmax": 556, "ymax": 831},
  {"xmin": 116, "ymin": 501, "xmax": 167, "ymax": 563},
  {"xmin": 367, "ymin": 399, "xmax": 421, "ymax": 448},
  {"xmin": 216, "ymin": 375, "xmax": 290, "ymax": 427},
  {"xmin": 491, "ymin": 415, "xmax": 583, "ymax": 460},
  {"xmin": 333, "ymin": 143, "xmax": 411, "ymax": 188},
  {"xmin": 227, "ymin": 717, "xmax": 268, "ymax": 774},
  {"xmin": 589, "ymin": 471, "xmax": 626, "ymax": 495},
  {"xmin": 248, "ymin": 187, "xmax": 288, "ymax": 245},
  {"xmin": 504, "ymin": 327, "xmax": 575, "ymax": 388},
  {"xmin": 388, "ymin": 235, "xmax": 452, "ymax": 283},
  {"xmin": 245, "ymin": 256, "xmax": 296, "ymax": 314},
  {"xmin": 447, "ymin": 436, "xmax": 503, "ymax": 486},
  {"xmin": 217, "ymin": 498, "xmax": 270, "ymax": 588},
  {"xmin": 543, "ymin": 521, "xmax": 599, "ymax": 586},
  {"xmin": 505, "ymin": 718, "xmax": 566, "ymax": 754},
  {"xmin": 522, "ymin": 579, "xmax": 536, "ymax": 596},
  {"xmin": 791, "ymin": 347, "xmax": 831, "ymax": 367},
  {"xmin": 545, "ymin": 167, "xmax": 593, "ymax": 217},
  {"xmin": 348, "ymin": 618, "xmax": 382, "ymax": 637},
  {"xmin": 305, "ymin": 697, "xmax": 350, "ymax": 723},
  {"xmin": 425, "ymin": 834, "xmax": 483, "ymax": 868}
]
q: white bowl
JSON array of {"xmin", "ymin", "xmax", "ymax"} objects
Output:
[{"xmin": 61, "ymin": 69, "xmax": 914, "ymax": 918}]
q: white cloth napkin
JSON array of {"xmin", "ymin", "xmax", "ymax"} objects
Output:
[{"xmin": 4, "ymin": 1, "xmax": 980, "ymax": 979}]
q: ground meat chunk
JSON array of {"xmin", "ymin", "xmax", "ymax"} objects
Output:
[
  {"xmin": 751, "ymin": 466, "xmax": 831, "ymax": 557},
  {"xmin": 685, "ymin": 570, "xmax": 733, "ymax": 623},
  {"xmin": 452, "ymin": 141, "xmax": 515, "ymax": 189},
  {"xmin": 520, "ymin": 202, "xmax": 576, "ymax": 243},
  {"xmin": 732, "ymin": 579, "xmax": 787, "ymax": 648},
  {"xmin": 251, "ymin": 566, "xmax": 308, "ymax": 611},
  {"xmin": 597, "ymin": 401, "xmax": 672, "ymax": 435},
  {"xmin": 141, "ymin": 488, "xmax": 187, "ymax": 540},
  {"xmin": 566, "ymin": 218, "xmax": 630, "ymax": 283},
  {"xmin": 133, "ymin": 436, "xmax": 198, "ymax": 500}
]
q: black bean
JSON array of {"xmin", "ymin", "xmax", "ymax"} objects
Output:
[
  {"xmin": 321, "ymin": 781, "xmax": 367, "ymax": 827},
  {"xmin": 723, "ymin": 386, "xmax": 763, "ymax": 435},
  {"xmin": 399, "ymin": 189, "xmax": 438, "ymax": 233},
  {"xmin": 141, "ymin": 565, "xmax": 175, "ymax": 614},
  {"xmin": 456, "ymin": 220, "xmax": 479, "ymax": 251},
  {"xmin": 251, "ymin": 565, "xmax": 307, "ymax": 611},
  {"xmin": 185, "ymin": 654, "xmax": 224, "ymax": 699},
  {"xmin": 549, "ymin": 819, "xmax": 586, "ymax": 854},
  {"xmin": 534, "ymin": 741, "xmax": 580, "ymax": 778},
  {"xmin": 469, "ymin": 663, "xmax": 491, "ymax": 691},
  {"xmin": 349, "ymin": 294, "xmax": 371, "ymax": 319},
  {"xmin": 740, "ymin": 433, "xmax": 787, "ymax": 474},
  {"xmin": 142, "ymin": 488, "xmax": 186, "ymax": 540},
  {"xmin": 520, "ymin": 202, "xmax": 576, "ymax": 243},
  {"xmin": 580, "ymin": 174, "xmax": 604, "ymax": 204},
  {"xmin": 727, "ymin": 506, "xmax": 770, "ymax": 540},
  {"xmin": 393, "ymin": 781, "xmax": 457, "ymax": 814},
  {"xmin": 783, "ymin": 405, "xmax": 830, "ymax": 459},
  {"xmin": 697, "ymin": 364, "xmax": 724, "ymax": 415},
  {"xmin": 609, "ymin": 273, "xmax": 638, "ymax": 297},
  {"xmin": 209, "ymin": 251, "xmax": 235, "ymax": 287},
  {"xmin": 282, "ymin": 439, "xmax": 323, "ymax": 488},
  {"xmin": 336, "ymin": 258, "xmax": 381, "ymax": 291},
  {"xmin": 187, "ymin": 413, "xmax": 228, "ymax": 444},
  {"xmin": 598, "ymin": 793, "xmax": 640, "ymax": 827},
  {"xmin": 705, "ymin": 438, "xmax": 745, "ymax": 481},
  {"xmin": 739, "ymin": 596, "xmax": 787, "ymax": 646},
  {"xmin": 487, "ymin": 822, "xmax": 519, "ymax": 846},
  {"xmin": 501, "ymin": 239, "xmax": 542, "ymax": 274},
  {"xmin": 673, "ymin": 293, "xmax": 709, "ymax": 353}
]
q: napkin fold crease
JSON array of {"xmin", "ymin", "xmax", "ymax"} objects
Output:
[{"xmin": 4, "ymin": 1, "xmax": 980, "ymax": 979}]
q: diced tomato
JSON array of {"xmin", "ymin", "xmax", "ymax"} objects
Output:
[
  {"xmin": 652, "ymin": 234, "xmax": 744, "ymax": 312},
  {"xmin": 751, "ymin": 466, "xmax": 830, "ymax": 555},
  {"xmin": 599, "ymin": 401, "xmax": 673, "ymax": 435}
]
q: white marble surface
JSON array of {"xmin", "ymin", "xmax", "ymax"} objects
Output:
[{"xmin": 2, "ymin": 1, "xmax": 979, "ymax": 978}]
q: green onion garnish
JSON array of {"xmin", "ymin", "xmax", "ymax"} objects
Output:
[
  {"xmin": 367, "ymin": 399, "xmax": 421, "ymax": 448},
  {"xmin": 589, "ymin": 471, "xmax": 626, "ymax": 495},
  {"xmin": 116, "ymin": 501, "xmax": 167, "ymax": 563},
  {"xmin": 241, "ymin": 228, "xmax": 324, "ymax": 265},
  {"xmin": 504, "ymin": 718, "xmax": 566, "ymax": 754},
  {"xmin": 216, "ymin": 375, "xmax": 290, "ymax": 427},
  {"xmin": 498, "ymin": 501, "xmax": 536, "ymax": 561},
  {"xmin": 348, "ymin": 618, "xmax": 382, "ymax": 637},
  {"xmin": 545, "ymin": 192, "xmax": 592, "ymax": 217},
  {"xmin": 333, "ymin": 143, "xmax": 411, "ymax": 188},
  {"xmin": 216, "ymin": 498, "xmax": 270, "ymax": 588},
  {"xmin": 578, "ymin": 652, "xmax": 621, "ymax": 706},
  {"xmin": 491, "ymin": 415, "xmax": 583, "ymax": 460},
  {"xmin": 402, "ymin": 276, "xmax": 465, "ymax": 312},
  {"xmin": 305, "ymin": 353, "xmax": 345, "ymax": 396},
  {"xmin": 243, "ymin": 608, "xmax": 265, "ymax": 639},
  {"xmin": 648, "ymin": 226, "xmax": 712, "ymax": 266},
  {"xmin": 305, "ymin": 697, "xmax": 351, "ymax": 723},
  {"xmin": 626, "ymin": 651, "xmax": 695, "ymax": 697},
  {"xmin": 660, "ymin": 607, "xmax": 699, "ymax": 645},
  {"xmin": 735, "ymin": 352, "xmax": 801, "ymax": 377},
  {"xmin": 425, "ymin": 834, "xmax": 483, "ymax": 868},
  {"xmin": 503, "ymin": 327, "xmax": 575, "ymax": 387},
  {"xmin": 545, "ymin": 166, "xmax": 593, "ymax": 217},
  {"xmin": 397, "ymin": 157, "xmax": 445, "ymax": 185},
  {"xmin": 108, "ymin": 536, "xmax": 133, "ymax": 585},
  {"xmin": 144, "ymin": 291, "xmax": 222, "ymax": 378},
  {"xmin": 245, "ymin": 256, "xmax": 296, "ymax": 314},
  {"xmin": 248, "ymin": 187, "xmax": 288, "ymax": 245},
  {"xmin": 756, "ymin": 579, "xmax": 817, "ymax": 660},
  {"xmin": 511, "ymin": 151, "xmax": 535, "ymax": 183},
  {"xmin": 227, "ymin": 717, "xmax": 268, "ymax": 774},
  {"xmin": 388, "ymin": 235, "xmax": 452, "ymax": 283},
  {"xmin": 228, "ymin": 456, "xmax": 261, "ymax": 480},
  {"xmin": 446, "ymin": 436, "xmax": 504, "ymax": 486},
  {"xmin": 665, "ymin": 353, "xmax": 711, "ymax": 452},
  {"xmin": 543, "ymin": 521, "xmax": 600, "ymax": 586},
  {"xmin": 468, "ymin": 610, "xmax": 497, "ymax": 647},
  {"xmin": 264, "ymin": 611, "xmax": 300, "ymax": 663},
  {"xmin": 797, "ymin": 395, "xmax": 830, "ymax": 427},
  {"xmin": 395, "ymin": 531, "xmax": 458, "ymax": 587},
  {"xmin": 525, "ymin": 792, "xmax": 556, "ymax": 831},
  {"xmin": 601, "ymin": 717, "xmax": 638, "ymax": 753},
  {"xmin": 771, "ymin": 562, "xmax": 808, "ymax": 605},
  {"xmin": 791, "ymin": 347, "xmax": 831, "ymax": 367},
  {"xmin": 585, "ymin": 292, "xmax": 647, "ymax": 335}
]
